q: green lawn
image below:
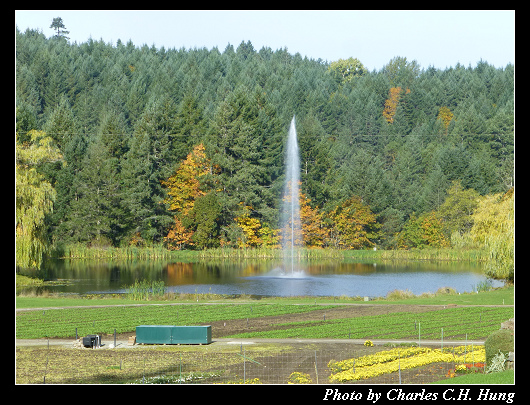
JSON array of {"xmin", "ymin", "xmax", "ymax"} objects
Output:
[
  {"xmin": 432, "ymin": 369, "xmax": 514, "ymax": 384},
  {"xmin": 372, "ymin": 286, "xmax": 514, "ymax": 306}
]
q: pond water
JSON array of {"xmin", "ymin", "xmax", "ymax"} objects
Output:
[{"xmin": 18, "ymin": 258, "xmax": 503, "ymax": 298}]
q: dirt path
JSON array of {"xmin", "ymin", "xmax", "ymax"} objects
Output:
[{"xmin": 15, "ymin": 336, "xmax": 485, "ymax": 349}]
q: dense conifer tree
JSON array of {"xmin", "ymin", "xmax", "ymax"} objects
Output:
[{"xmin": 15, "ymin": 29, "xmax": 514, "ymax": 252}]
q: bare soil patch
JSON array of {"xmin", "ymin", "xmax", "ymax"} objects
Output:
[{"xmin": 207, "ymin": 304, "xmax": 443, "ymax": 338}]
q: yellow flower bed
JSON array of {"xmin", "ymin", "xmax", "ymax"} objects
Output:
[
  {"xmin": 328, "ymin": 346, "xmax": 430, "ymax": 373},
  {"xmin": 288, "ymin": 372, "xmax": 313, "ymax": 384},
  {"xmin": 329, "ymin": 346, "xmax": 485, "ymax": 382}
]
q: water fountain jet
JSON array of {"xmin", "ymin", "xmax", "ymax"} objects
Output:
[{"xmin": 280, "ymin": 117, "xmax": 302, "ymax": 275}]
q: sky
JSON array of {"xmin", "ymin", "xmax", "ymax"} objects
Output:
[{"xmin": 15, "ymin": 10, "xmax": 515, "ymax": 71}]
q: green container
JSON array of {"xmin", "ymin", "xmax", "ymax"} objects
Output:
[{"xmin": 136, "ymin": 325, "xmax": 212, "ymax": 345}]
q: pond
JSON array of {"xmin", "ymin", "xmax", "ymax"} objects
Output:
[{"xmin": 18, "ymin": 258, "xmax": 503, "ymax": 298}]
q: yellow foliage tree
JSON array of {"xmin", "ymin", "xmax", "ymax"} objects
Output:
[
  {"xmin": 326, "ymin": 196, "xmax": 379, "ymax": 249},
  {"xmin": 162, "ymin": 144, "xmax": 213, "ymax": 250},
  {"xmin": 258, "ymin": 225, "xmax": 280, "ymax": 248},
  {"xmin": 469, "ymin": 188, "xmax": 514, "ymax": 281},
  {"xmin": 235, "ymin": 204, "xmax": 263, "ymax": 248},
  {"xmin": 16, "ymin": 130, "xmax": 62, "ymax": 269},
  {"xmin": 437, "ymin": 106, "xmax": 454, "ymax": 135}
]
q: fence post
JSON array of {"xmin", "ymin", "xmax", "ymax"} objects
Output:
[
  {"xmin": 314, "ymin": 350, "xmax": 319, "ymax": 384},
  {"xmin": 398, "ymin": 356, "xmax": 402, "ymax": 384}
]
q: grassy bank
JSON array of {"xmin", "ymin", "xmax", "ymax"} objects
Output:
[
  {"xmin": 16, "ymin": 286, "xmax": 514, "ymax": 309},
  {"xmin": 55, "ymin": 244, "xmax": 488, "ymax": 262},
  {"xmin": 432, "ymin": 369, "xmax": 514, "ymax": 384},
  {"xmin": 54, "ymin": 243, "xmax": 199, "ymax": 260},
  {"xmin": 344, "ymin": 248, "xmax": 488, "ymax": 262}
]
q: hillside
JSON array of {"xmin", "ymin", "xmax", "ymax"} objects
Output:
[{"xmin": 15, "ymin": 28, "xmax": 514, "ymax": 253}]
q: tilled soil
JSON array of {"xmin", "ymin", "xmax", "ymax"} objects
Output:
[{"xmin": 207, "ymin": 304, "xmax": 444, "ymax": 338}]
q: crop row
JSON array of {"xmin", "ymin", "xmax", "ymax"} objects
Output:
[
  {"xmin": 227, "ymin": 307, "xmax": 513, "ymax": 340},
  {"xmin": 16, "ymin": 304, "xmax": 331, "ymax": 339}
]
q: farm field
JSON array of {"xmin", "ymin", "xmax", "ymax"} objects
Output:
[
  {"xmin": 15, "ymin": 340, "xmax": 504, "ymax": 384},
  {"xmin": 224, "ymin": 306, "xmax": 513, "ymax": 341},
  {"xmin": 16, "ymin": 301, "xmax": 513, "ymax": 341},
  {"xmin": 16, "ymin": 286, "xmax": 514, "ymax": 341},
  {"xmin": 15, "ymin": 287, "xmax": 514, "ymax": 384}
]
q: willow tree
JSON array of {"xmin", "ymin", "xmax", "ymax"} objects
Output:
[
  {"xmin": 16, "ymin": 130, "xmax": 62, "ymax": 269},
  {"xmin": 469, "ymin": 188, "xmax": 514, "ymax": 282}
]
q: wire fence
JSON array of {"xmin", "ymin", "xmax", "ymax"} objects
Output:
[{"xmin": 16, "ymin": 341, "xmax": 488, "ymax": 384}]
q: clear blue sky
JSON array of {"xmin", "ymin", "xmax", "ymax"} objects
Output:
[{"xmin": 15, "ymin": 10, "xmax": 514, "ymax": 71}]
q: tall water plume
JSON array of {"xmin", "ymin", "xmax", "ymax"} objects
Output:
[{"xmin": 280, "ymin": 116, "xmax": 302, "ymax": 273}]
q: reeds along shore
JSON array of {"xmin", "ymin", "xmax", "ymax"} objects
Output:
[{"xmin": 54, "ymin": 244, "xmax": 487, "ymax": 262}]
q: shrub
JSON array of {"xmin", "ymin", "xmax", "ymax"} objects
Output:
[
  {"xmin": 125, "ymin": 279, "xmax": 166, "ymax": 301},
  {"xmin": 288, "ymin": 372, "xmax": 312, "ymax": 384},
  {"xmin": 386, "ymin": 289, "xmax": 414, "ymax": 300},
  {"xmin": 436, "ymin": 287, "xmax": 457, "ymax": 295},
  {"xmin": 484, "ymin": 329, "xmax": 514, "ymax": 368}
]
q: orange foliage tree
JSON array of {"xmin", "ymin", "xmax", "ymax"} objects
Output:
[
  {"xmin": 162, "ymin": 143, "xmax": 211, "ymax": 215},
  {"xmin": 299, "ymin": 192, "xmax": 327, "ymax": 248},
  {"xmin": 164, "ymin": 217, "xmax": 194, "ymax": 250},
  {"xmin": 382, "ymin": 87, "xmax": 410, "ymax": 123}
]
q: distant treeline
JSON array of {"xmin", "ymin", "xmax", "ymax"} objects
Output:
[{"xmin": 16, "ymin": 28, "xmax": 513, "ymax": 278}]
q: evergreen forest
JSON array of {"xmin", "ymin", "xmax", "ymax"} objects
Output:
[{"xmin": 15, "ymin": 27, "xmax": 514, "ymax": 279}]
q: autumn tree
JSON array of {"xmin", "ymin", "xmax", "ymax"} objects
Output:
[
  {"xmin": 164, "ymin": 217, "xmax": 193, "ymax": 250},
  {"xmin": 234, "ymin": 203, "xmax": 263, "ymax": 248},
  {"xmin": 326, "ymin": 196, "xmax": 379, "ymax": 249},
  {"xmin": 396, "ymin": 211, "xmax": 449, "ymax": 249},
  {"xmin": 437, "ymin": 106, "xmax": 454, "ymax": 135},
  {"xmin": 382, "ymin": 87, "xmax": 410, "ymax": 124},
  {"xmin": 449, "ymin": 188, "xmax": 514, "ymax": 281},
  {"xmin": 299, "ymin": 192, "xmax": 327, "ymax": 248},
  {"xmin": 162, "ymin": 143, "xmax": 211, "ymax": 215},
  {"xmin": 162, "ymin": 143, "xmax": 215, "ymax": 249}
]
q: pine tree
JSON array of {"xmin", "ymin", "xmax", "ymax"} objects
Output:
[
  {"xmin": 49, "ymin": 17, "xmax": 70, "ymax": 40},
  {"xmin": 207, "ymin": 86, "xmax": 268, "ymax": 241}
]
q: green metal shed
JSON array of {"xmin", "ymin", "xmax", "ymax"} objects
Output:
[{"xmin": 136, "ymin": 325, "xmax": 212, "ymax": 345}]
